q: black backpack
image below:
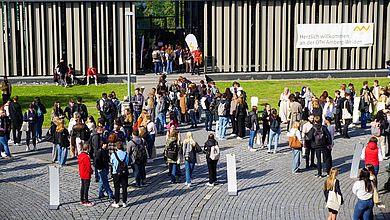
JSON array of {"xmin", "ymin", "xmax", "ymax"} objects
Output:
[
  {"xmin": 245, "ymin": 114, "xmax": 252, "ymax": 129},
  {"xmin": 103, "ymin": 100, "xmax": 114, "ymax": 115},
  {"xmin": 166, "ymin": 141, "xmax": 179, "ymax": 161},
  {"xmin": 114, "ymin": 152, "xmax": 128, "ymax": 175},
  {"xmin": 131, "ymin": 140, "xmax": 148, "ymax": 164},
  {"xmin": 313, "ymin": 126, "xmax": 329, "ymax": 146},
  {"xmin": 270, "ymin": 117, "xmax": 280, "ymax": 132}
]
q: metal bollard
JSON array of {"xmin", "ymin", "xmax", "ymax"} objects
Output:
[
  {"xmin": 49, "ymin": 165, "xmax": 60, "ymax": 210},
  {"xmin": 226, "ymin": 153, "xmax": 237, "ymax": 196}
]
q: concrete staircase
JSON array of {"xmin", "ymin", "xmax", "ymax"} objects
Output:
[{"xmin": 134, "ymin": 73, "xmax": 206, "ymax": 93}]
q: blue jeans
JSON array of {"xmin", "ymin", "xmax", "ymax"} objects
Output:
[
  {"xmin": 153, "ymin": 62, "xmax": 160, "ymax": 74},
  {"xmin": 268, "ymin": 129, "xmax": 280, "ymax": 152},
  {"xmin": 292, "ymin": 149, "xmax": 301, "ymax": 172},
  {"xmin": 156, "ymin": 112, "xmax": 166, "ymax": 134},
  {"xmin": 166, "ymin": 61, "xmax": 173, "ymax": 74},
  {"xmin": 189, "ymin": 110, "xmax": 197, "ymax": 127},
  {"xmin": 168, "ymin": 163, "xmax": 178, "ymax": 183},
  {"xmin": 0, "ymin": 136, "xmax": 10, "ymax": 156},
  {"xmin": 185, "ymin": 160, "xmax": 196, "ymax": 184},
  {"xmin": 353, "ymin": 199, "xmax": 374, "ymax": 220},
  {"xmin": 249, "ymin": 129, "xmax": 256, "ymax": 148},
  {"xmin": 218, "ymin": 116, "xmax": 229, "ymax": 139},
  {"xmin": 361, "ymin": 112, "xmax": 370, "ymax": 128},
  {"xmin": 132, "ymin": 163, "xmax": 146, "ymax": 186},
  {"xmin": 98, "ymin": 169, "xmax": 113, "ymax": 198},
  {"xmin": 134, "ymin": 110, "xmax": 141, "ymax": 121},
  {"xmin": 57, "ymin": 145, "xmax": 67, "ymax": 165},
  {"xmin": 36, "ymin": 117, "xmax": 44, "ymax": 139},
  {"xmin": 374, "ymin": 165, "xmax": 379, "ymax": 176},
  {"xmin": 204, "ymin": 110, "xmax": 213, "ymax": 131}
]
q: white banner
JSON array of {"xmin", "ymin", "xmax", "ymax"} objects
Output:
[
  {"xmin": 296, "ymin": 23, "xmax": 374, "ymax": 48},
  {"xmin": 185, "ymin": 34, "xmax": 198, "ymax": 52}
]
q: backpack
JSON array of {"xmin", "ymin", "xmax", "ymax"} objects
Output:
[
  {"xmin": 270, "ymin": 117, "xmax": 280, "ymax": 132},
  {"xmin": 217, "ymin": 102, "xmax": 227, "ymax": 116},
  {"xmin": 245, "ymin": 114, "xmax": 252, "ymax": 129},
  {"xmin": 166, "ymin": 141, "xmax": 179, "ymax": 161},
  {"xmin": 114, "ymin": 152, "xmax": 128, "ymax": 175},
  {"xmin": 131, "ymin": 140, "xmax": 148, "ymax": 164},
  {"xmin": 103, "ymin": 100, "xmax": 114, "ymax": 115},
  {"xmin": 371, "ymin": 120, "xmax": 381, "ymax": 137},
  {"xmin": 209, "ymin": 145, "xmax": 220, "ymax": 160},
  {"xmin": 313, "ymin": 126, "xmax": 329, "ymax": 146}
]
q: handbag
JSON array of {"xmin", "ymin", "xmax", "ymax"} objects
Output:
[
  {"xmin": 255, "ymin": 132, "xmax": 261, "ymax": 145},
  {"xmin": 288, "ymin": 135, "xmax": 302, "ymax": 149},
  {"xmin": 373, "ymin": 183, "xmax": 381, "ymax": 204},
  {"xmin": 342, "ymin": 100, "xmax": 352, "ymax": 119},
  {"xmin": 21, "ymin": 121, "xmax": 29, "ymax": 132},
  {"xmin": 326, "ymin": 183, "xmax": 342, "ymax": 211}
]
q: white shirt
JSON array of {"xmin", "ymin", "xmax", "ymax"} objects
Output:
[
  {"xmin": 352, "ymin": 180, "xmax": 373, "ymax": 200},
  {"xmin": 287, "ymin": 128, "xmax": 302, "ymax": 141},
  {"xmin": 147, "ymin": 121, "xmax": 156, "ymax": 135}
]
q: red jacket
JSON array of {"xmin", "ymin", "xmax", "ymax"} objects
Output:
[
  {"xmin": 364, "ymin": 142, "xmax": 380, "ymax": 166},
  {"xmin": 78, "ymin": 152, "xmax": 93, "ymax": 180}
]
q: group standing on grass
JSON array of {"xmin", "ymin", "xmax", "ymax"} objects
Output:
[{"xmin": 1, "ymin": 75, "xmax": 390, "ymax": 216}]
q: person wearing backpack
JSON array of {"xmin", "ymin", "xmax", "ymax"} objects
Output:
[
  {"xmin": 110, "ymin": 142, "xmax": 129, "ymax": 208},
  {"xmin": 104, "ymin": 94, "xmax": 117, "ymax": 132},
  {"xmin": 247, "ymin": 106, "xmax": 259, "ymax": 152},
  {"xmin": 164, "ymin": 130, "xmax": 181, "ymax": 183},
  {"xmin": 182, "ymin": 132, "xmax": 202, "ymax": 187},
  {"xmin": 307, "ymin": 116, "xmax": 332, "ymax": 177},
  {"xmin": 90, "ymin": 125, "xmax": 103, "ymax": 182},
  {"xmin": 235, "ymin": 96, "xmax": 248, "ymax": 139},
  {"xmin": 267, "ymin": 108, "xmax": 281, "ymax": 154},
  {"xmin": 127, "ymin": 130, "xmax": 148, "ymax": 187},
  {"xmin": 302, "ymin": 114, "xmax": 316, "ymax": 169},
  {"xmin": 203, "ymin": 133, "xmax": 219, "ymax": 187},
  {"xmin": 71, "ymin": 120, "xmax": 90, "ymax": 156},
  {"xmin": 217, "ymin": 94, "xmax": 230, "ymax": 140},
  {"xmin": 78, "ymin": 144, "xmax": 94, "ymax": 207},
  {"xmin": 53, "ymin": 119, "xmax": 70, "ymax": 166},
  {"xmin": 33, "ymin": 97, "xmax": 46, "ymax": 142}
]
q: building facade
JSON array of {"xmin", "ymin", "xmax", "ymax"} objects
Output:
[{"xmin": 1, "ymin": 1, "xmax": 390, "ymax": 77}]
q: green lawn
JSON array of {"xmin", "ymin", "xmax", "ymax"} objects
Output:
[
  {"xmin": 11, "ymin": 77, "xmax": 388, "ymax": 128},
  {"xmin": 216, "ymin": 77, "xmax": 389, "ymax": 110}
]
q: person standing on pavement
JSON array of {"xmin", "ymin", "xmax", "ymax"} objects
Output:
[
  {"xmin": 288, "ymin": 95, "xmax": 302, "ymax": 131},
  {"xmin": 307, "ymin": 116, "xmax": 332, "ymax": 178},
  {"xmin": 132, "ymin": 88, "xmax": 144, "ymax": 121},
  {"xmin": 203, "ymin": 133, "xmax": 219, "ymax": 187},
  {"xmin": 53, "ymin": 119, "xmax": 70, "ymax": 166},
  {"xmin": 78, "ymin": 144, "xmax": 94, "ymax": 207},
  {"xmin": 302, "ymin": 114, "xmax": 316, "ymax": 169},
  {"xmin": 324, "ymin": 167, "xmax": 344, "ymax": 220},
  {"xmin": 373, "ymin": 110, "xmax": 389, "ymax": 160},
  {"xmin": 110, "ymin": 142, "xmax": 129, "ymax": 208},
  {"xmin": 95, "ymin": 141, "xmax": 114, "ymax": 200},
  {"xmin": 279, "ymin": 87, "xmax": 290, "ymax": 124},
  {"xmin": 164, "ymin": 130, "xmax": 181, "ymax": 183},
  {"xmin": 352, "ymin": 168, "xmax": 374, "ymax": 220},
  {"xmin": 229, "ymin": 94, "xmax": 238, "ymax": 137},
  {"xmin": 75, "ymin": 97, "xmax": 88, "ymax": 122},
  {"xmin": 361, "ymin": 137, "xmax": 383, "ymax": 176},
  {"xmin": 341, "ymin": 93, "xmax": 353, "ymax": 139},
  {"xmin": 201, "ymin": 90, "xmax": 213, "ymax": 131},
  {"xmin": 9, "ymin": 96, "xmax": 23, "ymax": 145},
  {"xmin": 23, "ymin": 104, "xmax": 37, "ymax": 151},
  {"xmin": 182, "ymin": 132, "xmax": 201, "ymax": 187},
  {"xmin": 217, "ymin": 93, "xmax": 230, "ymax": 140},
  {"xmin": 127, "ymin": 130, "xmax": 148, "ymax": 187},
  {"xmin": 359, "ymin": 84, "xmax": 372, "ymax": 129},
  {"xmin": 247, "ymin": 106, "xmax": 259, "ymax": 152},
  {"xmin": 334, "ymin": 91, "xmax": 343, "ymax": 135},
  {"xmin": 287, "ymin": 121, "xmax": 302, "ymax": 173},
  {"xmin": 156, "ymin": 92, "xmax": 169, "ymax": 135},
  {"xmin": 0, "ymin": 109, "xmax": 11, "ymax": 159},
  {"xmin": 64, "ymin": 99, "xmax": 77, "ymax": 121},
  {"xmin": 33, "ymin": 97, "xmax": 46, "ymax": 142},
  {"xmin": 235, "ymin": 96, "xmax": 248, "ymax": 139},
  {"xmin": 267, "ymin": 108, "xmax": 281, "ymax": 154},
  {"xmin": 261, "ymin": 104, "xmax": 271, "ymax": 148}
]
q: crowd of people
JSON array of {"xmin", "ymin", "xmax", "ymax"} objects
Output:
[{"xmin": 0, "ymin": 74, "xmax": 389, "ymax": 218}]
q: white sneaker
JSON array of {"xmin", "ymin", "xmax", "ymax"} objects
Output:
[
  {"xmin": 14, "ymin": 143, "xmax": 19, "ymax": 146},
  {"xmin": 250, "ymin": 148, "xmax": 257, "ymax": 152},
  {"xmin": 122, "ymin": 203, "xmax": 127, "ymax": 208},
  {"xmin": 205, "ymin": 183, "xmax": 214, "ymax": 187},
  {"xmin": 187, "ymin": 183, "xmax": 191, "ymax": 188},
  {"xmin": 236, "ymin": 137, "xmax": 243, "ymax": 140},
  {"xmin": 184, "ymin": 182, "xmax": 188, "ymax": 186},
  {"xmin": 25, "ymin": 146, "xmax": 30, "ymax": 152},
  {"xmin": 147, "ymin": 159, "xmax": 154, "ymax": 163},
  {"xmin": 230, "ymin": 134, "xmax": 236, "ymax": 137},
  {"xmin": 111, "ymin": 203, "xmax": 120, "ymax": 208}
]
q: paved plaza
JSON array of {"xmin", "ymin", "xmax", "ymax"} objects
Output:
[{"xmin": 0, "ymin": 124, "xmax": 390, "ymax": 220}]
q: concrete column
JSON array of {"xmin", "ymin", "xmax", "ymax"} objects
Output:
[
  {"xmin": 28, "ymin": 3, "xmax": 34, "ymax": 75},
  {"xmin": 96, "ymin": 3, "xmax": 101, "ymax": 73},
  {"xmin": 329, "ymin": 0, "xmax": 337, "ymax": 70},
  {"xmin": 66, "ymin": 3, "xmax": 73, "ymax": 68},
  {"xmin": 132, "ymin": 4, "xmax": 136, "ymax": 75},
  {"xmin": 386, "ymin": 1, "xmax": 390, "ymax": 61},
  {"xmin": 281, "ymin": 2, "xmax": 287, "ymax": 71},
  {"xmin": 260, "ymin": 1, "xmax": 266, "ymax": 71},
  {"xmin": 58, "ymin": 3, "xmax": 62, "ymax": 59},
  {"xmin": 237, "ymin": 1, "xmax": 242, "ymax": 72},
  {"xmin": 342, "ymin": 2, "xmax": 349, "ymax": 69},
  {"xmin": 125, "ymin": 2, "xmax": 130, "ymax": 75},
  {"xmin": 322, "ymin": 1, "xmax": 330, "ymax": 70},
  {"xmin": 118, "ymin": 3, "xmax": 125, "ymax": 74},
  {"xmin": 87, "ymin": 3, "xmax": 93, "ymax": 67},
  {"xmin": 19, "ymin": 3, "xmax": 25, "ymax": 76},
  {"xmin": 317, "ymin": 1, "xmax": 323, "ymax": 70},
  {"xmin": 216, "ymin": 1, "xmax": 222, "ymax": 71},
  {"xmin": 266, "ymin": 1, "xmax": 274, "ymax": 71},
  {"xmin": 242, "ymin": 1, "xmax": 248, "ymax": 72},
  {"xmin": 40, "ymin": 3, "xmax": 47, "ymax": 75},
  {"xmin": 297, "ymin": 1, "xmax": 303, "ymax": 71},
  {"xmin": 223, "ymin": 2, "xmax": 230, "ymax": 72},
  {"xmin": 293, "ymin": 2, "xmax": 299, "ymax": 71},
  {"xmin": 274, "ymin": 1, "xmax": 282, "ymax": 71},
  {"xmin": 303, "ymin": 0, "xmax": 311, "ymax": 71},
  {"xmin": 204, "ymin": 1, "xmax": 208, "ymax": 73},
  {"xmin": 376, "ymin": 0, "xmax": 384, "ymax": 68},
  {"xmin": 310, "ymin": 1, "xmax": 316, "ymax": 70},
  {"xmin": 360, "ymin": 0, "xmax": 368, "ymax": 69},
  {"xmin": 254, "ymin": 2, "xmax": 260, "ymax": 72},
  {"xmin": 113, "ymin": 2, "xmax": 117, "ymax": 74},
  {"xmin": 35, "ymin": 3, "xmax": 42, "ymax": 75},
  {"xmin": 350, "ymin": 2, "xmax": 357, "ymax": 69},
  {"xmin": 366, "ymin": 1, "xmax": 374, "ymax": 69},
  {"xmin": 336, "ymin": 0, "xmax": 342, "ymax": 70},
  {"xmin": 81, "ymin": 2, "xmax": 86, "ymax": 75},
  {"xmin": 105, "ymin": 3, "xmax": 109, "ymax": 74},
  {"xmin": 100, "ymin": 2, "xmax": 105, "ymax": 74},
  {"xmin": 47, "ymin": 4, "xmax": 54, "ymax": 75},
  {"xmin": 73, "ymin": 3, "xmax": 81, "ymax": 74},
  {"xmin": 355, "ymin": 1, "xmax": 362, "ymax": 69},
  {"xmin": 286, "ymin": 2, "xmax": 292, "ymax": 71},
  {"xmin": 0, "ymin": 5, "xmax": 4, "ymax": 75},
  {"xmin": 230, "ymin": 1, "xmax": 235, "ymax": 72},
  {"xmin": 248, "ymin": 1, "xmax": 252, "ymax": 72},
  {"xmin": 10, "ymin": 4, "xmax": 17, "ymax": 76}
]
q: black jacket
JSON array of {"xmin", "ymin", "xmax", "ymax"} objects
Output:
[
  {"xmin": 34, "ymin": 103, "xmax": 47, "ymax": 118},
  {"xmin": 95, "ymin": 148, "xmax": 110, "ymax": 170},
  {"xmin": 0, "ymin": 116, "xmax": 8, "ymax": 136},
  {"xmin": 307, "ymin": 124, "xmax": 332, "ymax": 149},
  {"xmin": 75, "ymin": 103, "xmax": 88, "ymax": 121},
  {"xmin": 53, "ymin": 129, "xmax": 70, "ymax": 147},
  {"xmin": 324, "ymin": 179, "xmax": 344, "ymax": 204},
  {"xmin": 9, "ymin": 101, "xmax": 23, "ymax": 126},
  {"xmin": 248, "ymin": 111, "xmax": 259, "ymax": 131},
  {"xmin": 64, "ymin": 105, "xmax": 77, "ymax": 121},
  {"xmin": 203, "ymin": 139, "xmax": 218, "ymax": 160}
]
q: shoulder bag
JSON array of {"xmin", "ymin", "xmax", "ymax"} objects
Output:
[
  {"xmin": 342, "ymin": 100, "xmax": 352, "ymax": 120},
  {"xmin": 326, "ymin": 181, "xmax": 342, "ymax": 211}
]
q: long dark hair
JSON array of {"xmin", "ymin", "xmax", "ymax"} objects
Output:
[{"xmin": 359, "ymin": 168, "xmax": 373, "ymax": 193}]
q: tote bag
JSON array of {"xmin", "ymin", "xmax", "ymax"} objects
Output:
[
  {"xmin": 326, "ymin": 184, "xmax": 342, "ymax": 211},
  {"xmin": 342, "ymin": 101, "xmax": 352, "ymax": 120}
]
